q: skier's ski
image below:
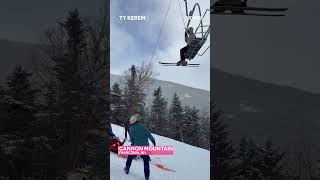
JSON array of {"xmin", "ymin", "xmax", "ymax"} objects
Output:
[
  {"xmin": 212, "ymin": 11, "xmax": 285, "ymax": 17},
  {"xmin": 213, "ymin": 5, "xmax": 288, "ymax": 12},
  {"xmin": 159, "ymin": 62, "xmax": 200, "ymax": 67}
]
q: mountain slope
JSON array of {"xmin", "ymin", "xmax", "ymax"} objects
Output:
[
  {"xmin": 110, "ymin": 124, "xmax": 210, "ymax": 180},
  {"xmin": 111, "ymin": 74, "xmax": 210, "ymax": 111},
  {"xmin": 0, "ymin": 39, "xmax": 210, "ymax": 111},
  {"xmin": 213, "ymin": 68, "xmax": 320, "ymax": 158}
]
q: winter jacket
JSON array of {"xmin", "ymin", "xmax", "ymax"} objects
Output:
[
  {"xmin": 184, "ymin": 29, "xmax": 196, "ymax": 45},
  {"xmin": 129, "ymin": 122, "xmax": 155, "ymax": 146}
]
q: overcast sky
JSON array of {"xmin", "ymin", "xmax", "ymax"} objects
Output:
[
  {"xmin": 1, "ymin": 0, "xmax": 320, "ymax": 93},
  {"xmin": 110, "ymin": 0, "xmax": 210, "ymax": 91},
  {"xmin": 0, "ymin": 0, "xmax": 102, "ymax": 42}
]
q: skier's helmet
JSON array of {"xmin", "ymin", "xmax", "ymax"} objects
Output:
[
  {"xmin": 129, "ymin": 114, "xmax": 139, "ymax": 124},
  {"xmin": 187, "ymin": 27, "xmax": 193, "ymax": 33}
]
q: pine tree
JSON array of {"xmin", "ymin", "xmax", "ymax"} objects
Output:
[
  {"xmin": 211, "ymin": 107, "xmax": 236, "ymax": 180},
  {"xmin": 4, "ymin": 65, "xmax": 37, "ymax": 136},
  {"xmin": 40, "ymin": 80, "xmax": 59, "ymax": 138},
  {"xmin": 124, "ymin": 65, "xmax": 137, "ymax": 114},
  {"xmin": 6, "ymin": 65, "xmax": 37, "ymax": 107},
  {"xmin": 150, "ymin": 87, "xmax": 167, "ymax": 135},
  {"xmin": 138, "ymin": 104, "xmax": 148, "ymax": 125},
  {"xmin": 0, "ymin": 66, "xmax": 57, "ymax": 179},
  {"xmin": 111, "ymin": 82, "xmax": 123, "ymax": 125},
  {"xmin": 182, "ymin": 105, "xmax": 200, "ymax": 146},
  {"xmin": 168, "ymin": 93, "xmax": 184, "ymax": 141},
  {"xmin": 235, "ymin": 138, "xmax": 264, "ymax": 180},
  {"xmin": 261, "ymin": 139, "xmax": 285, "ymax": 180},
  {"xmin": 123, "ymin": 65, "xmax": 146, "ymax": 119},
  {"xmin": 50, "ymin": 9, "xmax": 88, "ymax": 172},
  {"xmin": 0, "ymin": 85, "xmax": 6, "ymax": 132},
  {"xmin": 198, "ymin": 110, "xmax": 210, "ymax": 149},
  {"xmin": 62, "ymin": 9, "xmax": 87, "ymax": 56}
]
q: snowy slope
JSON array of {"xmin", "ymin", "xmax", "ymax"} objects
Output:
[{"xmin": 110, "ymin": 124, "xmax": 210, "ymax": 180}]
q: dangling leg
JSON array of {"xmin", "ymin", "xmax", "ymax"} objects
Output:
[
  {"xmin": 179, "ymin": 45, "xmax": 189, "ymax": 66},
  {"xmin": 142, "ymin": 155, "xmax": 150, "ymax": 180},
  {"xmin": 124, "ymin": 155, "xmax": 136, "ymax": 174}
]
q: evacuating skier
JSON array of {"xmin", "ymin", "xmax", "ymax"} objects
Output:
[
  {"xmin": 123, "ymin": 119, "xmax": 130, "ymax": 141},
  {"xmin": 108, "ymin": 123, "xmax": 125, "ymax": 153},
  {"xmin": 110, "ymin": 136, "xmax": 124, "ymax": 154},
  {"xmin": 107, "ymin": 123, "xmax": 115, "ymax": 138},
  {"xmin": 178, "ymin": 27, "xmax": 196, "ymax": 66},
  {"xmin": 124, "ymin": 114, "xmax": 156, "ymax": 180}
]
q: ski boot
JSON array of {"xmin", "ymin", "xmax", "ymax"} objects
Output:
[
  {"xmin": 181, "ymin": 61, "xmax": 187, "ymax": 66},
  {"xmin": 124, "ymin": 167, "xmax": 129, "ymax": 174}
]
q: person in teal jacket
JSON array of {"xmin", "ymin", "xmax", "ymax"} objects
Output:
[{"xmin": 124, "ymin": 114, "xmax": 156, "ymax": 180}]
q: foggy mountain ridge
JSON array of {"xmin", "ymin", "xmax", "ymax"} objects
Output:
[
  {"xmin": 213, "ymin": 68, "xmax": 320, "ymax": 159},
  {"xmin": 110, "ymin": 74, "xmax": 210, "ymax": 111}
]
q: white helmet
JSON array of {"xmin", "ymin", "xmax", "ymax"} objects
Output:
[
  {"xmin": 187, "ymin": 27, "xmax": 193, "ymax": 33},
  {"xmin": 130, "ymin": 114, "xmax": 139, "ymax": 124}
]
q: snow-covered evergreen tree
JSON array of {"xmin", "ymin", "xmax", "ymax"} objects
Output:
[
  {"xmin": 235, "ymin": 138, "xmax": 264, "ymax": 180},
  {"xmin": 123, "ymin": 65, "xmax": 143, "ymax": 118},
  {"xmin": 122, "ymin": 64, "xmax": 150, "ymax": 122},
  {"xmin": 182, "ymin": 105, "xmax": 200, "ymax": 146},
  {"xmin": 150, "ymin": 87, "xmax": 168, "ymax": 135},
  {"xmin": 198, "ymin": 110, "xmax": 210, "ymax": 150},
  {"xmin": 41, "ymin": 9, "xmax": 105, "ymax": 174},
  {"xmin": 111, "ymin": 82, "xmax": 123, "ymax": 125},
  {"xmin": 6, "ymin": 65, "xmax": 37, "ymax": 107},
  {"xmin": 260, "ymin": 139, "xmax": 285, "ymax": 180},
  {"xmin": 168, "ymin": 93, "xmax": 184, "ymax": 142},
  {"xmin": 3, "ymin": 65, "xmax": 37, "ymax": 136},
  {"xmin": 138, "ymin": 104, "xmax": 148, "ymax": 125},
  {"xmin": 211, "ymin": 107, "xmax": 236, "ymax": 180}
]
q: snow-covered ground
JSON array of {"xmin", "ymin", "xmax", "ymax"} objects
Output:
[{"xmin": 110, "ymin": 124, "xmax": 210, "ymax": 180}]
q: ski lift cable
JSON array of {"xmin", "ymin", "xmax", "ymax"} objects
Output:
[
  {"xmin": 177, "ymin": 0, "xmax": 186, "ymax": 29},
  {"xmin": 126, "ymin": 0, "xmax": 174, "ymax": 116},
  {"xmin": 150, "ymin": 0, "xmax": 174, "ymax": 62}
]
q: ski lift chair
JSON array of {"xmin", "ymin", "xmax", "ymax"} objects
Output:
[
  {"xmin": 185, "ymin": 37, "xmax": 207, "ymax": 60},
  {"xmin": 184, "ymin": 0, "xmax": 210, "ymax": 60}
]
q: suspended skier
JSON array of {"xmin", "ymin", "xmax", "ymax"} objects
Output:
[
  {"xmin": 177, "ymin": 27, "xmax": 196, "ymax": 66},
  {"xmin": 124, "ymin": 114, "xmax": 156, "ymax": 180}
]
